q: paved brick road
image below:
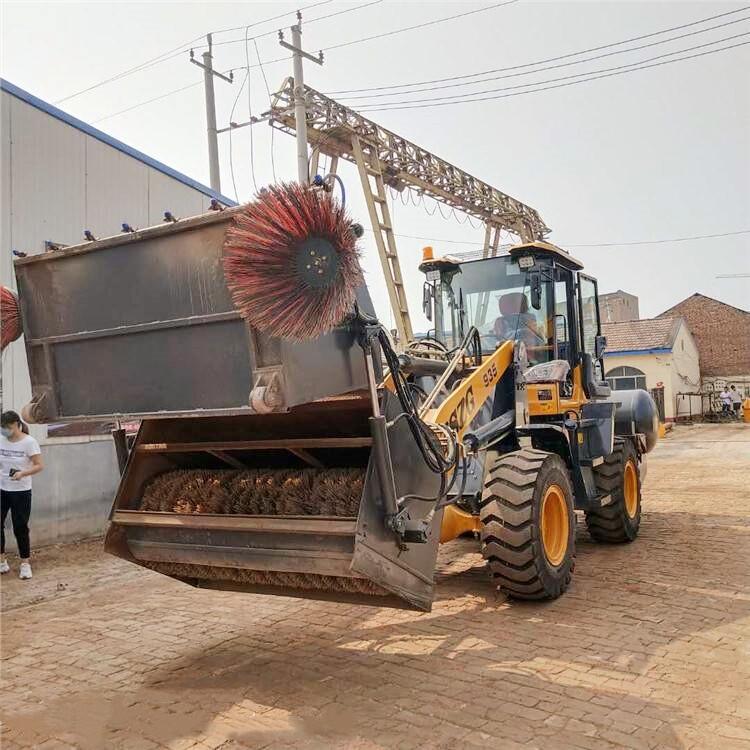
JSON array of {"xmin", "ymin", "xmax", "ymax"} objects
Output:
[{"xmin": 1, "ymin": 424, "xmax": 749, "ymax": 750}]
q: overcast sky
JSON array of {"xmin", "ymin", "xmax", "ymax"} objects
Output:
[{"xmin": 2, "ymin": 0, "xmax": 748, "ymax": 330}]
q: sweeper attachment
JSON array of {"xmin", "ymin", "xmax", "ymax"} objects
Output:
[
  {"xmin": 13, "ymin": 184, "xmax": 659, "ymax": 610},
  {"xmin": 13, "ymin": 184, "xmax": 452, "ymax": 610}
]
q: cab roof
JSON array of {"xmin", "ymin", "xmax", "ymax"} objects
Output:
[{"xmin": 509, "ymin": 241, "xmax": 584, "ymax": 270}]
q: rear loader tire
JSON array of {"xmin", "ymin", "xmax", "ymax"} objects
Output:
[
  {"xmin": 585, "ymin": 438, "xmax": 641, "ymax": 543},
  {"xmin": 480, "ymin": 448, "xmax": 575, "ymax": 600}
]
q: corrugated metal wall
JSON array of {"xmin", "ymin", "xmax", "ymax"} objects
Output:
[{"xmin": 1, "ymin": 89, "xmax": 214, "ymax": 416}]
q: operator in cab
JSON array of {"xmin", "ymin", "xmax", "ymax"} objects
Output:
[{"xmin": 491, "ymin": 292, "xmax": 546, "ymax": 362}]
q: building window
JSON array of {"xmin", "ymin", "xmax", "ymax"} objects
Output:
[{"xmin": 606, "ymin": 366, "xmax": 647, "ymax": 391}]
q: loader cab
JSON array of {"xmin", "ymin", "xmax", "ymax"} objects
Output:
[{"xmin": 420, "ymin": 241, "xmax": 609, "ymax": 402}]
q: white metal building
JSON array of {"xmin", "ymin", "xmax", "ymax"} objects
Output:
[{"xmin": 0, "ymin": 79, "xmax": 234, "ymax": 546}]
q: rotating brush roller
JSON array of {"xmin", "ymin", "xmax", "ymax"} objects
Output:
[
  {"xmin": 222, "ymin": 182, "xmax": 363, "ymax": 340},
  {"xmin": 1, "ymin": 286, "xmax": 22, "ymax": 351}
]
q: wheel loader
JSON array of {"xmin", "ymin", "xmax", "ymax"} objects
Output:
[{"xmin": 12, "ymin": 203, "xmax": 658, "ymax": 612}]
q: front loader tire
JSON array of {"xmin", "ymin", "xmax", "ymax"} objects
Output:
[
  {"xmin": 585, "ymin": 438, "xmax": 641, "ymax": 543},
  {"xmin": 480, "ymin": 448, "xmax": 575, "ymax": 600}
]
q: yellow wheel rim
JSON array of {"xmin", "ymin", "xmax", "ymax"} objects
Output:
[
  {"xmin": 541, "ymin": 484, "xmax": 569, "ymax": 567},
  {"xmin": 624, "ymin": 460, "xmax": 638, "ymax": 518}
]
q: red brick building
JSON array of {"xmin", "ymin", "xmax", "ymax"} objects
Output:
[{"xmin": 659, "ymin": 293, "xmax": 750, "ymax": 397}]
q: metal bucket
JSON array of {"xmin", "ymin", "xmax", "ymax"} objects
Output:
[{"xmin": 105, "ymin": 393, "xmax": 443, "ymax": 611}]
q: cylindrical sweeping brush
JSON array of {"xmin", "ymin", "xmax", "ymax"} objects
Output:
[
  {"xmin": 222, "ymin": 182, "xmax": 363, "ymax": 340},
  {"xmin": 1, "ymin": 286, "xmax": 22, "ymax": 351}
]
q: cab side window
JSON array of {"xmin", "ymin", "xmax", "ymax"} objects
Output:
[
  {"xmin": 554, "ymin": 269, "xmax": 575, "ymax": 364},
  {"xmin": 579, "ymin": 275, "xmax": 604, "ymax": 380}
]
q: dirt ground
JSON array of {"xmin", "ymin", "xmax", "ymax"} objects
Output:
[{"xmin": 1, "ymin": 423, "xmax": 749, "ymax": 750}]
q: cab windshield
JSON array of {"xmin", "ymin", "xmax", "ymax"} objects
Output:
[{"xmin": 436, "ymin": 256, "xmax": 554, "ymax": 365}]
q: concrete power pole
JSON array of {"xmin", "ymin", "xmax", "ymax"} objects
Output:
[
  {"xmin": 191, "ymin": 34, "xmax": 233, "ymax": 194},
  {"xmin": 279, "ymin": 13, "xmax": 323, "ymax": 185}
]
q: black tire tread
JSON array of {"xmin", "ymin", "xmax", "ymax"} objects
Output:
[
  {"xmin": 585, "ymin": 439, "xmax": 641, "ymax": 543},
  {"xmin": 480, "ymin": 447, "xmax": 575, "ymax": 601}
]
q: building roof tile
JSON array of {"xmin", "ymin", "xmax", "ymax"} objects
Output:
[
  {"xmin": 658, "ymin": 293, "xmax": 750, "ymax": 375},
  {"xmin": 602, "ymin": 317, "xmax": 682, "ymax": 353}
]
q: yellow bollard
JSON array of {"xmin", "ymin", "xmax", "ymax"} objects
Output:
[{"xmin": 743, "ymin": 398, "xmax": 750, "ymax": 424}]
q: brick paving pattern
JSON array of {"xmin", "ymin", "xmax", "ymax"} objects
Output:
[{"xmin": 1, "ymin": 423, "xmax": 748, "ymax": 749}]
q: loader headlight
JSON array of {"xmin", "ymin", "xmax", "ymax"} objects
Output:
[{"xmin": 518, "ymin": 255, "xmax": 535, "ymax": 269}]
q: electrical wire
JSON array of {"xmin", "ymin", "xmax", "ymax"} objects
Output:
[
  {"xmin": 323, "ymin": 0, "xmax": 519, "ymax": 53},
  {"xmin": 207, "ymin": 0, "xmax": 334, "ymax": 37},
  {"xmin": 53, "ymin": 2, "xmax": 336, "ymax": 104},
  {"xmin": 228, "ymin": 69, "xmax": 249, "ymax": 203},
  {"xmin": 338, "ymin": 13, "xmax": 750, "ymax": 100},
  {"xmin": 355, "ymin": 31, "xmax": 750, "ymax": 107},
  {"xmin": 244, "ymin": 29, "xmax": 259, "ymax": 194},
  {"xmin": 355, "ymin": 38, "xmax": 750, "ymax": 111},
  {"xmin": 54, "ymin": 38, "xmax": 202, "ymax": 104},
  {"xmin": 567, "ymin": 229, "xmax": 750, "ymax": 248},
  {"xmin": 254, "ymin": 39, "xmax": 277, "ymax": 183},
  {"xmin": 363, "ymin": 228, "xmax": 750, "ymax": 248},
  {"xmin": 92, "ymin": 78, "xmax": 206, "ymax": 122},
  {"xmin": 89, "ymin": 2, "xmax": 384, "ymax": 122},
  {"xmin": 222, "ymin": 0, "xmax": 515, "ymax": 72},
  {"xmin": 328, "ymin": 5, "xmax": 750, "ymax": 94},
  {"xmin": 213, "ymin": 0, "xmax": 384, "ymax": 49}
]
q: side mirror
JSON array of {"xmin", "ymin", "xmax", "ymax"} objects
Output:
[
  {"xmin": 422, "ymin": 282, "xmax": 434, "ymax": 322},
  {"xmin": 595, "ymin": 334, "xmax": 607, "ymax": 359},
  {"xmin": 530, "ymin": 271, "xmax": 542, "ymax": 310}
]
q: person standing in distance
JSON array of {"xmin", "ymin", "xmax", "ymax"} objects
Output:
[{"xmin": 0, "ymin": 410, "xmax": 43, "ymax": 579}]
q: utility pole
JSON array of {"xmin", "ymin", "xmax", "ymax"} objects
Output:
[
  {"xmin": 279, "ymin": 13, "xmax": 323, "ymax": 184},
  {"xmin": 191, "ymin": 34, "xmax": 233, "ymax": 194}
]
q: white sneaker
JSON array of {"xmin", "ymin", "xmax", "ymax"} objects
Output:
[
  {"xmin": 19, "ymin": 562, "xmax": 32, "ymax": 580},
  {"xmin": 0, "ymin": 560, "xmax": 9, "ymax": 574}
]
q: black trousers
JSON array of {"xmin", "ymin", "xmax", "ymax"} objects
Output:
[{"xmin": 1, "ymin": 489, "xmax": 32, "ymax": 559}]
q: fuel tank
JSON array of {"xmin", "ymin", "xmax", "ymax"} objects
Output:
[{"xmin": 607, "ymin": 389, "xmax": 659, "ymax": 453}]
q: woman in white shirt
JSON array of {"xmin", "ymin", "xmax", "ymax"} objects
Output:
[{"xmin": 0, "ymin": 410, "xmax": 43, "ymax": 579}]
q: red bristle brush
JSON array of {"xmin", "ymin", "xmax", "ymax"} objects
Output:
[
  {"xmin": 222, "ymin": 183, "xmax": 363, "ymax": 340},
  {"xmin": 1, "ymin": 286, "xmax": 22, "ymax": 351}
]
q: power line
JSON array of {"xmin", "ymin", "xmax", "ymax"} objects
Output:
[
  {"xmin": 91, "ymin": 35, "xmax": 749, "ymax": 124},
  {"xmin": 324, "ymin": 0, "xmax": 519, "ymax": 53},
  {"xmin": 220, "ymin": 0, "xmax": 515, "ymax": 67},
  {"xmin": 208, "ymin": 0, "xmax": 333, "ymax": 37},
  {"xmin": 87, "ymin": 0, "xmax": 518, "ymax": 122},
  {"xmin": 254, "ymin": 38, "xmax": 277, "ymax": 183},
  {"xmin": 52, "ymin": 1, "xmax": 333, "ymax": 105},
  {"xmin": 92, "ymin": 78, "xmax": 206, "ymax": 122},
  {"xmin": 245, "ymin": 29, "xmax": 259, "ymax": 195},
  {"xmin": 567, "ymin": 229, "xmax": 750, "ymax": 248},
  {"xmin": 355, "ymin": 38, "xmax": 750, "ymax": 111},
  {"xmin": 212, "ymin": 0, "xmax": 385, "ymax": 49},
  {"xmin": 339, "ymin": 13, "xmax": 750, "ymax": 101},
  {"xmin": 367, "ymin": 229, "xmax": 750, "ymax": 248},
  {"xmin": 328, "ymin": 5, "xmax": 750, "ymax": 94},
  {"xmin": 89, "ymin": 2, "xmax": 384, "ymax": 122},
  {"xmin": 354, "ymin": 31, "xmax": 750, "ymax": 108},
  {"xmin": 54, "ymin": 38, "xmax": 202, "ymax": 105},
  {"xmin": 228, "ymin": 68, "xmax": 249, "ymax": 203}
]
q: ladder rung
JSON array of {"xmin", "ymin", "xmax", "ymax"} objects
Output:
[
  {"xmin": 378, "ymin": 222, "xmax": 392, "ymax": 232},
  {"xmin": 365, "ymin": 166, "xmax": 382, "ymax": 177},
  {"xmin": 372, "ymin": 195, "xmax": 387, "ymax": 204}
]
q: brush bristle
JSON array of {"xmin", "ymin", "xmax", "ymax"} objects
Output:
[
  {"xmin": 222, "ymin": 183, "xmax": 363, "ymax": 340},
  {"xmin": 1, "ymin": 286, "xmax": 22, "ymax": 351}
]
